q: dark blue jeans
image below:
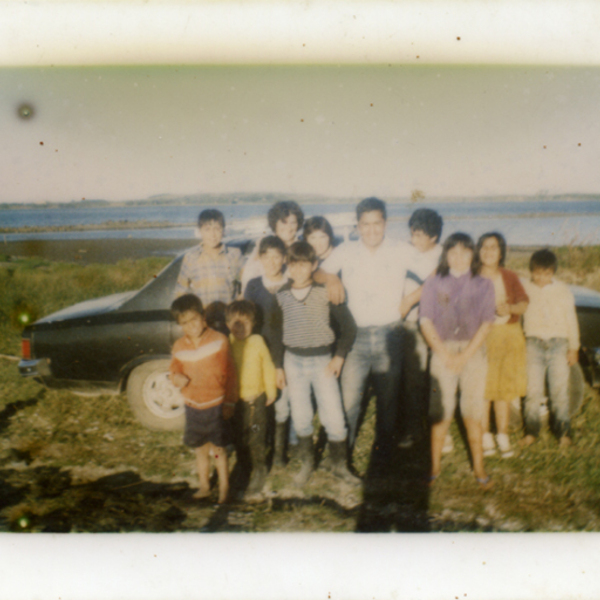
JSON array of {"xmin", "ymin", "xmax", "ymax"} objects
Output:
[{"xmin": 340, "ymin": 323, "xmax": 403, "ymax": 455}]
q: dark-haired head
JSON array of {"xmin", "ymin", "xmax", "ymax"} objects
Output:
[
  {"xmin": 437, "ymin": 232, "xmax": 477, "ymax": 277},
  {"xmin": 356, "ymin": 197, "xmax": 386, "ymax": 221},
  {"xmin": 303, "ymin": 216, "xmax": 335, "ymax": 245},
  {"xmin": 259, "ymin": 235, "xmax": 287, "ymax": 257},
  {"xmin": 267, "ymin": 201, "xmax": 305, "ymax": 233},
  {"xmin": 286, "ymin": 240, "xmax": 317, "ymax": 265},
  {"xmin": 171, "ymin": 294, "xmax": 205, "ymax": 321},
  {"xmin": 475, "ymin": 231, "xmax": 507, "ymax": 272},
  {"xmin": 529, "ymin": 248, "xmax": 558, "ymax": 273},
  {"xmin": 409, "ymin": 208, "xmax": 443, "ymax": 242},
  {"xmin": 225, "ymin": 299, "xmax": 257, "ymax": 324},
  {"xmin": 198, "ymin": 209, "xmax": 225, "ymax": 229}
]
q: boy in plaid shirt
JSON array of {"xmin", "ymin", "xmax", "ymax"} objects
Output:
[{"xmin": 175, "ymin": 209, "xmax": 244, "ymax": 307}]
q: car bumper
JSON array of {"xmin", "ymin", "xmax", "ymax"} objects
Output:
[{"xmin": 18, "ymin": 358, "xmax": 52, "ymax": 378}]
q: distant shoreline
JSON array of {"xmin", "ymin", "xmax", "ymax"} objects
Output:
[{"xmin": 2, "ymin": 210, "xmax": 599, "ymax": 235}]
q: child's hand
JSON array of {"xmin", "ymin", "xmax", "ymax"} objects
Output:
[
  {"xmin": 170, "ymin": 373, "xmax": 190, "ymax": 388},
  {"xmin": 567, "ymin": 349, "xmax": 579, "ymax": 367},
  {"xmin": 266, "ymin": 396, "xmax": 277, "ymax": 406},
  {"xmin": 444, "ymin": 352, "xmax": 467, "ymax": 374},
  {"xmin": 222, "ymin": 403, "xmax": 235, "ymax": 420},
  {"xmin": 325, "ymin": 356, "xmax": 344, "ymax": 378},
  {"xmin": 496, "ymin": 302, "xmax": 510, "ymax": 317},
  {"xmin": 276, "ymin": 368, "xmax": 287, "ymax": 390}
]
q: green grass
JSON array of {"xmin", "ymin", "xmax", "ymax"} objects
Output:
[{"xmin": 1, "ymin": 250, "xmax": 600, "ymax": 532}]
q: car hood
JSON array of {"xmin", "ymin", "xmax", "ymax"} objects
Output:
[
  {"xmin": 35, "ymin": 291, "xmax": 137, "ymax": 324},
  {"xmin": 572, "ymin": 285, "xmax": 600, "ymax": 309}
]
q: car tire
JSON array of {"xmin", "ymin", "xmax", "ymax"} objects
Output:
[{"xmin": 126, "ymin": 360, "xmax": 185, "ymax": 431}]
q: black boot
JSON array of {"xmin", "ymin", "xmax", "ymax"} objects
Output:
[
  {"xmin": 329, "ymin": 441, "xmax": 361, "ymax": 485},
  {"xmin": 246, "ymin": 438, "xmax": 267, "ymax": 496},
  {"xmin": 273, "ymin": 422, "xmax": 287, "ymax": 468},
  {"xmin": 294, "ymin": 436, "xmax": 314, "ymax": 488}
]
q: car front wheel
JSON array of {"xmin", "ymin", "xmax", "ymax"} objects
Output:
[{"xmin": 126, "ymin": 360, "xmax": 185, "ymax": 431}]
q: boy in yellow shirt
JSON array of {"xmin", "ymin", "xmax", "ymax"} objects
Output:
[{"xmin": 226, "ymin": 300, "xmax": 277, "ymax": 499}]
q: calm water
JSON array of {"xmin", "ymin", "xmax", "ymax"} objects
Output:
[{"xmin": 1, "ymin": 199, "xmax": 600, "ymax": 246}]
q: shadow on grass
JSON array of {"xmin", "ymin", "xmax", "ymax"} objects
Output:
[
  {"xmin": 0, "ymin": 391, "xmax": 43, "ymax": 435},
  {"xmin": 355, "ymin": 434, "xmax": 431, "ymax": 533}
]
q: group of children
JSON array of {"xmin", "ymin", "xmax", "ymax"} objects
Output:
[{"xmin": 168, "ymin": 199, "xmax": 580, "ymax": 501}]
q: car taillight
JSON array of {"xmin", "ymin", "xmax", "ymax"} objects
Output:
[{"xmin": 22, "ymin": 339, "xmax": 31, "ymax": 360}]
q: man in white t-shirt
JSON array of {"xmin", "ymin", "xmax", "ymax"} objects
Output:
[
  {"xmin": 320, "ymin": 197, "xmax": 412, "ymax": 468},
  {"xmin": 398, "ymin": 208, "xmax": 443, "ymax": 449}
]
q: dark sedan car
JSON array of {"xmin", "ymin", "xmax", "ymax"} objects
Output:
[{"xmin": 18, "ymin": 252, "xmax": 600, "ymax": 431}]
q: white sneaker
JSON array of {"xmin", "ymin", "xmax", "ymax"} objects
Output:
[
  {"xmin": 482, "ymin": 432, "xmax": 497, "ymax": 456},
  {"xmin": 496, "ymin": 433, "xmax": 514, "ymax": 458},
  {"xmin": 442, "ymin": 434, "xmax": 454, "ymax": 454}
]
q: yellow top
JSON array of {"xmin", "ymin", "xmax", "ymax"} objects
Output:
[{"xmin": 229, "ymin": 333, "xmax": 277, "ymax": 403}]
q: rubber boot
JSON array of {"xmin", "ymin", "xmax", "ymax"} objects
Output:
[
  {"xmin": 246, "ymin": 438, "xmax": 267, "ymax": 496},
  {"xmin": 273, "ymin": 422, "xmax": 287, "ymax": 468},
  {"xmin": 329, "ymin": 441, "xmax": 361, "ymax": 485},
  {"xmin": 294, "ymin": 436, "xmax": 314, "ymax": 488}
]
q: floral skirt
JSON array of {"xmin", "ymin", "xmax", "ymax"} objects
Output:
[{"xmin": 485, "ymin": 322, "xmax": 527, "ymax": 402}]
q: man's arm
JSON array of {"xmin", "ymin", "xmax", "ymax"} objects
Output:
[{"xmin": 313, "ymin": 269, "xmax": 345, "ymax": 305}]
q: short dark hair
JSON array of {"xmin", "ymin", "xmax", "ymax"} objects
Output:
[
  {"xmin": 267, "ymin": 201, "xmax": 304, "ymax": 233},
  {"xmin": 171, "ymin": 294, "xmax": 205, "ymax": 320},
  {"xmin": 437, "ymin": 232, "xmax": 477, "ymax": 277},
  {"xmin": 475, "ymin": 231, "xmax": 507, "ymax": 271},
  {"xmin": 225, "ymin": 299, "xmax": 257, "ymax": 323},
  {"xmin": 258, "ymin": 235, "xmax": 287, "ymax": 256},
  {"xmin": 356, "ymin": 197, "xmax": 386, "ymax": 221},
  {"xmin": 303, "ymin": 216, "xmax": 335, "ymax": 247},
  {"xmin": 409, "ymin": 208, "xmax": 443, "ymax": 241},
  {"xmin": 530, "ymin": 248, "xmax": 558, "ymax": 273},
  {"xmin": 198, "ymin": 209, "xmax": 225, "ymax": 229},
  {"xmin": 286, "ymin": 240, "xmax": 317, "ymax": 264}
]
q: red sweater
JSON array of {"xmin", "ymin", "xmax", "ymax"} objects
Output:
[
  {"xmin": 170, "ymin": 327, "xmax": 238, "ymax": 410},
  {"xmin": 499, "ymin": 268, "xmax": 529, "ymax": 324}
]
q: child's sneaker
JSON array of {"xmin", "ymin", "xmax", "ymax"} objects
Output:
[
  {"xmin": 482, "ymin": 432, "xmax": 496, "ymax": 457},
  {"xmin": 495, "ymin": 433, "xmax": 514, "ymax": 458},
  {"xmin": 442, "ymin": 434, "xmax": 454, "ymax": 454}
]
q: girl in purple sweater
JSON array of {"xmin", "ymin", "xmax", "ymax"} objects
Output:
[{"xmin": 419, "ymin": 233, "xmax": 496, "ymax": 490}]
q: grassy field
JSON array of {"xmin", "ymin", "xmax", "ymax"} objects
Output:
[{"xmin": 0, "ymin": 249, "xmax": 599, "ymax": 532}]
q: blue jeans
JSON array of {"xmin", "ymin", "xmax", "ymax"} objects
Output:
[
  {"xmin": 524, "ymin": 337, "xmax": 571, "ymax": 438},
  {"xmin": 340, "ymin": 323, "xmax": 403, "ymax": 451},
  {"xmin": 284, "ymin": 352, "xmax": 347, "ymax": 442},
  {"xmin": 274, "ymin": 386, "xmax": 298, "ymax": 445}
]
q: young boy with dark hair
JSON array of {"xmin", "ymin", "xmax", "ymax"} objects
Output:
[
  {"xmin": 170, "ymin": 293, "xmax": 238, "ymax": 503},
  {"xmin": 520, "ymin": 249, "xmax": 580, "ymax": 448},
  {"xmin": 225, "ymin": 299, "xmax": 277, "ymax": 499},
  {"xmin": 241, "ymin": 200, "xmax": 304, "ymax": 293},
  {"xmin": 398, "ymin": 208, "xmax": 444, "ymax": 448},
  {"xmin": 244, "ymin": 235, "xmax": 298, "ymax": 466},
  {"xmin": 175, "ymin": 208, "xmax": 244, "ymax": 306},
  {"xmin": 271, "ymin": 241, "xmax": 359, "ymax": 487}
]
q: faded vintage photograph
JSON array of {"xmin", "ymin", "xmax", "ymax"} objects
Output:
[{"xmin": 2, "ymin": 63, "xmax": 599, "ymax": 541}]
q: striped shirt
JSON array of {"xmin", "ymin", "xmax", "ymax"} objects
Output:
[
  {"xmin": 174, "ymin": 243, "xmax": 243, "ymax": 305},
  {"xmin": 170, "ymin": 327, "xmax": 238, "ymax": 410},
  {"xmin": 270, "ymin": 282, "xmax": 357, "ymax": 368}
]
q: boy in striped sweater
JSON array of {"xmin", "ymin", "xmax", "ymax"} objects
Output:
[{"xmin": 271, "ymin": 241, "xmax": 359, "ymax": 487}]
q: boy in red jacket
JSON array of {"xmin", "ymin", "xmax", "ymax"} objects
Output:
[{"xmin": 170, "ymin": 294, "xmax": 238, "ymax": 503}]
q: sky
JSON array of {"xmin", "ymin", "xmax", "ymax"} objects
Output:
[{"xmin": 1, "ymin": 64, "xmax": 600, "ymax": 204}]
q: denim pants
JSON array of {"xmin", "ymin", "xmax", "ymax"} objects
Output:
[
  {"xmin": 273, "ymin": 386, "xmax": 298, "ymax": 444},
  {"xmin": 340, "ymin": 323, "xmax": 403, "ymax": 450},
  {"xmin": 283, "ymin": 352, "xmax": 347, "ymax": 442},
  {"xmin": 399, "ymin": 321, "xmax": 430, "ymax": 434},
  {"xmin": 524, "ymin": 337, "xmax": 571, "ymax": 438}
]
